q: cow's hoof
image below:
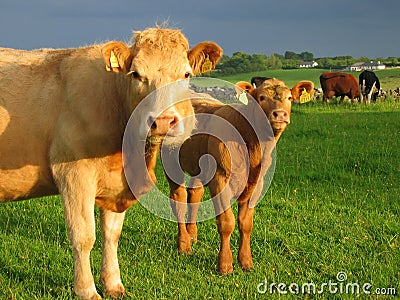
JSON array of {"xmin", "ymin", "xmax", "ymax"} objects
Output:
[
  {"xmin": 238, "ymin": 253, "xmax": 253, "ymax": 271},
  {"xmin": 74, "ymin": 288, "xmax": 102, "ymax": 300},
  {"xmin": 177, "ymin": 233, "xmax": 192, "ymax": 254},
  {"xmin": 104, "ymin": 283, "xmax": 125, "ymax": 299},
  {"xmin": 239, "ymin": 259, "xmax": 253, "ymax": 271},
  {"xmin": 218, "ymin": 264, "xmax": 233, "ymax": 275},
  {"xmin": 178, "ymin": 240, "xmax": 192, "ymax": 254},
  {"xmin": 186, "ymin": 224, "xmax": 198, "ymax": 243}
]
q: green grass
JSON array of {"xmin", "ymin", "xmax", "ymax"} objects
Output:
[
  {"xmin": 1, "ymin": 102, "xmax": 400, "ymax": 299},
  {"xmin": 216, "ymin": 67, "xmax": 400, "ymax": 90}
]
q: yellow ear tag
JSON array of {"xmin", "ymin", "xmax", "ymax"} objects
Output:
[
  {"xmin": 110, "ymin": 50, "xmax": 120, "ymax": 68},
  {"xmin": 237, "ymin": 91, "xmax": 249, "ymax": 105},
  {"xmin": 201, "ymin": 54, "xmax": 213, "ymax": 73},
  {"xmin": 299, "ymin": 88, "xmax": 312, "ymax": 104}
]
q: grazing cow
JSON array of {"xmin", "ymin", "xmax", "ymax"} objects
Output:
[
  {"xmin": 319, "ymin": 72, "xmax": 360, "ymax": 103},
  {"xmin": 0, "ymin": 27, "xmax": 222, "ymax": 299},
  {"xmin": 165, "ymin": 78, "xmax": 295, "ymax": 274},
  {"xmin": 359, "ymin": 70, "xmax": 380, "ymax": 104}
]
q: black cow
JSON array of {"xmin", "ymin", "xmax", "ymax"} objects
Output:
[{"xmin": 359, "ymin": 70, "xmax": 380, "ymax": 104}]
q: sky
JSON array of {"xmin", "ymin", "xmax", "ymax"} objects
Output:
[{"xmin": 1, "ymin": 0, "xmax": 399, "ymax": 59}]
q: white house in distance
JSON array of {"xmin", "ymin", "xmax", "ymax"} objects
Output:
[
  {"xmin": 347, "ymin": 61, "xmax": 386, "ymax": 71},
  {"xmin": 300, "ymin": 61, "xmax": 319, "ymax": 68}
]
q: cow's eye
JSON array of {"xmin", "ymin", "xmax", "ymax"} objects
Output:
[
  {"xmin": 129, "ymin": 71, "xmax": 141, "ymax": 79},
  {"xmin": 184, "ymin": 72, "xmax": 191, "ymax": 79},
  {"xmin": 259, "ymin": 95, "xmax": 266, "ymax": 102}
]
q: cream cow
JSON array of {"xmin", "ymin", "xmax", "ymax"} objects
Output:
[{"xmin": 0, "ymin": 27, "xmax": 222, "ymax": 299}]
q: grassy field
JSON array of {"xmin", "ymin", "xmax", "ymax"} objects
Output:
[
  {"xmin": 1, "ymin": 77, "xmax": 400, "ymax": 299},
  {"xmin": 217, "ymin": 67, "xmax": 400, "ymax": 91}
]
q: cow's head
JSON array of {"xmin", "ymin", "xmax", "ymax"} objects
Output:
[
  {"xmin": 236, "ymin": 78, "xmax": 292, "ymax": 141},
  {"xmin": 101, "ymin": 27, "xmax": 223, "ymax": 146}
]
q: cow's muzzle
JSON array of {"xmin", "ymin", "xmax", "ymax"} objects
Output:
[
  {"xmin": 147, "ymin": 112, "xmax": 183, "ymax": 139},
  {"xmin": 270, "ymin": 109, "xmax": 290, "ymax": 124}
]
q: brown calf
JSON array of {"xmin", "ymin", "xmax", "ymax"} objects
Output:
[{"xmin": 165, "ymin": 78, "xmax": 301, "ymax": 274}]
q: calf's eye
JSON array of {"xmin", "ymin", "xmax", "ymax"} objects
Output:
[{"xmin": 184, "ymin": 72, "xmax": 191, "ymax": 79}]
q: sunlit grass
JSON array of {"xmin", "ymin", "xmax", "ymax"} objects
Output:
[{"xmin": 0, "ymin": 102, "xmax": 399, "ymax": 299}]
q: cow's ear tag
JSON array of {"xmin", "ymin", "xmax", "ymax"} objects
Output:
[
  {"xmin": 237, "ymin": 91, "xmax": 249, "ymax": 105},
  {"xmin": 299, "ymin": 88, "xmax": 312, "ymax": 104},
  {"xmin": 106, "ymin": 51, "xmax": 120, "ymax": 72},
  {"xmin": 201, "ymin": 54, "xmax": 213, "ymax": 73},
  {"xmin": 110, "ymin": 51, "xmax": 120, "ymax": 68}
]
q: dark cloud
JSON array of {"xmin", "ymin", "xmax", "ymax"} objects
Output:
[{"xmin": 0, "ymin": 0, "xmax": 399, "ymax": 58}]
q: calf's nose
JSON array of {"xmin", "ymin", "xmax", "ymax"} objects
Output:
[
  {"xmin": 271, "ymin": 109, "xmax": 290, "ymax": 123},
  {"xmin": 147, "ymin": 114, "xmax": 180, "ymax": 135}
]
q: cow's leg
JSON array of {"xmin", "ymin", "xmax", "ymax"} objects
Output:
[
  {"xmin": 100, "ymin": 208, "xmax": 126, "ymax": 298},
  {"xmin": 168, "ymin": 179, "xmax": 192, "ymax": 253},
  {"xmin": 56, "ymin": 168, "xmax": 100, "ymax": 300},
  {"xmin": 237, "ymin": 200, "xmax": 255, "ymax": 271},
  {"xmin": 186, "ymin": 178, "xmax": 204, "ymax": 243},
  {"xmin": 210, "ymin": 177, "xmax": 235, "ymax": 275}
]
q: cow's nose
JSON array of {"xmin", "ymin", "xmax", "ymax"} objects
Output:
[
  {"xmin": 271, "ymin": 109, "xmax": 290, "ymax": 123},
  {"xmin": 147, "ymin": 114, "xmax": 180, "ymax": 135}
]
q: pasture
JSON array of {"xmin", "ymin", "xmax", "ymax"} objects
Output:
[
  {"xmin": 218, "ymin": 67, "xmax": 400, "ymax": 91},
  {"xmin": 1, "ymin": 72, "xmax": 400, "ymax": 299}
]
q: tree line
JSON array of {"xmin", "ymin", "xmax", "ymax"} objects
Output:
[{"xmin": 214, "ymin": 51, "xmax": 400, "ymax": 76}]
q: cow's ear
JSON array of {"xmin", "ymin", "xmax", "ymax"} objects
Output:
[
  {"xmin": 188, "ymin": 42, "xmax": 223, "ymax": 75},
  {"xmin": 101, "ymin": 42, "xmax": 133, "ymax": 73},
  {"xmin": 291, "ymin": 80, "xmax": 315, "ymax": 102},
  {"xmin": 234, "ymin": 81, "xmax": 254, "ymax": 104}
]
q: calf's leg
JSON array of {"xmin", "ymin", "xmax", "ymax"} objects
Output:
[
  {"xmin": 237, "ymin": 201, "xmax": 255, "ymax": 271},
  {"xmin": 168, "ymin": 180, "xmax": 192, "ymax": 253},
  {"xmin": 186, "ymin": 180, "xmax": 204, "ymax": 242},
  {"xmin": 100, "ymin": 209, "xmax": 126, "ymax": 298},
  {"xmin": 210, "ymin": 178, "xmax": 235, "ymax": 274},
  {"xmin": 215, "ymin": 208, "xmax": 235, "ymax": 274}
]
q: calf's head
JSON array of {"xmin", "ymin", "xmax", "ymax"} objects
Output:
[
  {"xmin": 102, "ymin": 27, "xmax": 223, "ymax": 146},
  {"xmin": 237, "ymin": 78, "xmax": 292, "ymax": 141}
]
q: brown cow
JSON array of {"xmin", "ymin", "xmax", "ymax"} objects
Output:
[
  {"xmin": 319, "ymin": 71, "xmax": 360, "ymax": 103},
  {"xmin": 0, "ymin": 27, "xmax": 222, "ymax": 299},
  {"xmin": 164, "ymin": 78, "xmax": 295, "ymax": 274}
]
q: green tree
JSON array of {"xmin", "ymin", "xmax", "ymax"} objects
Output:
[
  {"xmin": 266, "ymin": 53, "xmax": 282, "ymax": 69},
  {"xmin": 250, "ymin": 54, "xmax": 268, "ymax": 71},
  {"xmin": 284, "ymin": 51, "xmax": 299, "ymax": 60},
  {"xmin": 300, "ymin": 51, "xmax": 314, "ymax": 61}
]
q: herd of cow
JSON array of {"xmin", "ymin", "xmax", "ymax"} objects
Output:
[
  {"xmin": 0, "ymin": 26, "xmax": 385, "ymax": 299},
  {"xmin": 235, "ymin": 70, "xmax": 383, "ymax": 105},
  {"xmin": 319, "ymin": 70, "xmax": 381, "ymax": 104}
]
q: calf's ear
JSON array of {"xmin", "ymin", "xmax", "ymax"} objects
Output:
[
  {"xmin": 102, "ymin": 41, "xmax": 133, "ymax": 73},
  {"xmin": 188, "ymin": 42, "xmax": 223, "ymax": 75},
  {"xmin": 291, "ymin": 80, "xmax": 315, "ymax": 103},
  {"xmin": 234, "ymin": 81, "xmax": 254, "ymax": 105},
  {"xmin": 235, "ymin": 81, "xmax": 254, "ymax": 94}
]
